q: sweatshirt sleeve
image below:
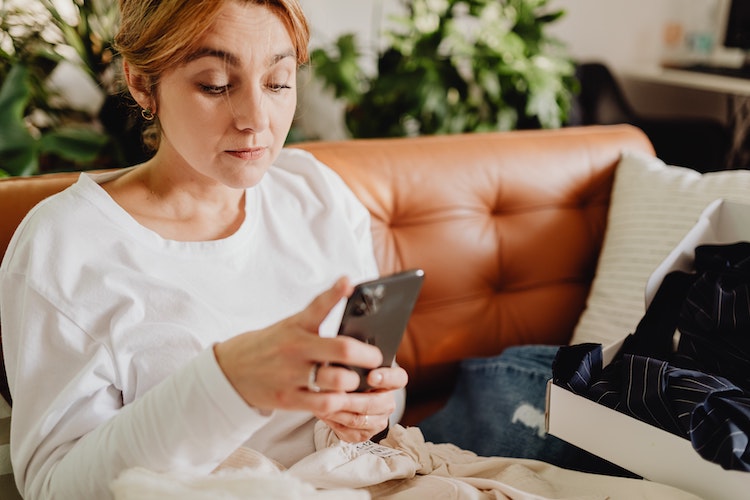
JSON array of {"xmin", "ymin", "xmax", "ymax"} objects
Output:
[{"xmin": 1, "ymin": 270, "xmax": 270, "ymax": 500}]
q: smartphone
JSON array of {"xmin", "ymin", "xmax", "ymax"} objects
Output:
[{"xmin": 337, "ymin": 268, "xmax": 425, "ymax": 391}]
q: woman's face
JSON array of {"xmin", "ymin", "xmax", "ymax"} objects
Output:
[{"xmin": 151, "ymin": 1, "xmax": 298, "ymax": 189}]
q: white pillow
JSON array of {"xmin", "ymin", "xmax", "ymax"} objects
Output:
[{"xmin": 571, "ymin": 150, "xmax": 750, "ymax": 346}]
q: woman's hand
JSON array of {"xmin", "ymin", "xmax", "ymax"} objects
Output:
[
  {"xmin": 213, "ymin": 277, "xmax": 408, "ymax": 441},
  {"xmin": 315, "ymin": 365, "xmax": 408, "ymax": 443}
]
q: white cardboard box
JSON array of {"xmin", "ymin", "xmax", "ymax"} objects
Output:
[
  {"xmin": 545, "ymin": 340, "xmax": 750, "ymax": 500},
  {"xmin": 547, "ymin": 199, "xmax": 750, "ymax": 499}
]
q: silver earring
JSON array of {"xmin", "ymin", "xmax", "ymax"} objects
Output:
[{"xmin": 141, "ymin": 108, "xmax": 155, "ymax": 121}]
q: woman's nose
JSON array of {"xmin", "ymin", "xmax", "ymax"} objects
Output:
[{"xmin": 232, "ymin": 87, "xmax": 269, "ymax": 133}]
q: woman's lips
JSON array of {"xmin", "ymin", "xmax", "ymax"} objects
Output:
[{"xmin": 226, "ymin": 147, "xmax": 266, "ymax": 161}]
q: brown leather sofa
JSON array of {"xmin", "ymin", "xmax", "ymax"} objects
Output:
[{"xmin": 0, "ymin": 124, "xmax": 654, "ymax": 427}]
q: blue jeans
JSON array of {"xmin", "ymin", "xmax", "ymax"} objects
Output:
[{"xmin": 417, "ymin": 345, "xmax": 634, "ymax": 476}]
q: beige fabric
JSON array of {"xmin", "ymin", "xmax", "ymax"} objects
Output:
[
  {"xmin": 314, "ymin": 424, "xmax": 701, "ymax": 500},
  {"xmin": 111, "ymin": 466, "xmax": 367, "ymax": 500},
  {"xmin": 113, "ymin": 424, "xmax": 703, "ymax": 500},
  {"xmin": 213, "ymin": 445, "xmax": 286, "ymax": 475}
]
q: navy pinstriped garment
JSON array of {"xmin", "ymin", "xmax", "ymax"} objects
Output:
[{"xmin": 553, "ymin": 242, "xmax": 750, "ymax": 472}]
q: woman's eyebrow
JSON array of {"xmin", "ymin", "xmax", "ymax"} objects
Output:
[
  {"xmin": 185, "ymin": 47, "xmax": 297, "ymax": 67},
  {"xmin": 186, "ymin": 47, "xmax": 240, "ymax": 66},
  {"xmin": 272, "ymin": 50, "xmax": 296, "ymax": 65}
]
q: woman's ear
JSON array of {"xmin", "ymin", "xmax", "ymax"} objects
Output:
[{"xmin": 123, "ymin": 61, "xmax": 154, "ymax": 112}]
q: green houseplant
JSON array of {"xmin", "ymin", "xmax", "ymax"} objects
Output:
[
  {"xmin": 311, "ymin": 0, "xmax": 577, "ymax": 138},
  {"xmin": 0, "ymin": 0, "xmax": 135, "ymax": 177}
]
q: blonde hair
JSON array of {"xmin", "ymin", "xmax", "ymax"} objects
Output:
[{"xmin": 114, "ymin": 0, "xmax": 310, "ymax": 150}]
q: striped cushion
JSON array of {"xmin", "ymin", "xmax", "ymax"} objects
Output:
[
  {"xmin": 0, "ymin": 397, "xmax": 20, "ymax": 499},
  {"xmin": 572, "ymin": 151, "xmax": 750, "ymax": 346}
]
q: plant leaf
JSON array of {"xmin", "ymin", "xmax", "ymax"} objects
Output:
[
  {"xmin": 0, "ymin": 64, "xmax": 39, "ymax": 176},
  {"xmin": 38, "ymin": 126, "xmax": 110, "ymax": 163}
]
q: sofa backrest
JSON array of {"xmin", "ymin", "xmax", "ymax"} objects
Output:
[
  {"xmin": 0, "ymin": 124, "xmax": 654, "ymax": 423},
  {"xmin": 295, "ymin": 124, "xmax": 653, "ymax": 422}
]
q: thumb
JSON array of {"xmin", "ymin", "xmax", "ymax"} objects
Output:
[{"xmin": 297, "ymin": 276, "xmax": 353, "ymax": 332}]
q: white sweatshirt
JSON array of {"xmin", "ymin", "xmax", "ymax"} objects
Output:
[{"xmin": 0, "ymin": 148, "xmax": 380, "ymax": 500}]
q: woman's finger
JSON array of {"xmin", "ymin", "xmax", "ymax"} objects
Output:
[
  {"xmin": 296, "ymin": 276, "xmax": 353, "ymax": 331},
  {"xmin": 365, "ymin": 366, "xmax": 408, "ymax": 391},
  {"xmin": 306, "ymin": 363, "xmax": 362, "ymax": 393}
]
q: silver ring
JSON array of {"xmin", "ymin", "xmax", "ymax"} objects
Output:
[{"xmin": 307, "ymin": 363, "xmax": 321, "ymax": 393}]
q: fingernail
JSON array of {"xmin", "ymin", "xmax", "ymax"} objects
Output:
[{"xmin": 372, "ymin": 372, "xmax": 383, "ymax": 385}]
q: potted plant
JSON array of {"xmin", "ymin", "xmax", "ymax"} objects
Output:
[
  {"xmin": 311, "ymin": 0, "xmax": 577, "ymax": 138},
  {"xmin": 0, "ymin": 0, "xmax": 140, "ymax": 177}
]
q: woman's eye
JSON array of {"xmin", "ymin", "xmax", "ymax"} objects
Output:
[
  {"xmin": 199, "ymin": 83, "xmax": 230, "ymax": 95},
  {"xmin": 267, "ymin": 82, "xmax": 292, "ymax": 93}
]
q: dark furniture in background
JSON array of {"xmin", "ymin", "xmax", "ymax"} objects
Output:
[{"xmin": 570, "ymin": 62, "xmax": 732, "ymax": 172}]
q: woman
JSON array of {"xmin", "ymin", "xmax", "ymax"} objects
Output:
[{"xmin": 0, "ymin": 1, "xmax": 407, "ymax": 498}]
